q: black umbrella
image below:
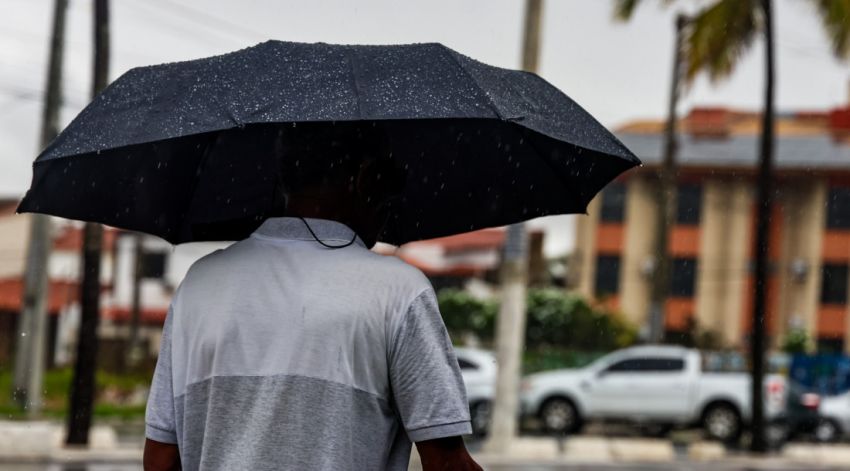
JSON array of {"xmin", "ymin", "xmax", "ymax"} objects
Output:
[{"xmin": 18, "ymin": 41, "xmax": 639, "ymax": 245}]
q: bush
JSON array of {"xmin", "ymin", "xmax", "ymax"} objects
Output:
[
  {"xmin": 781, "ymin": 328, "xmax": 810, "ymax": 354},
  {"xmin": 522, "ymin": 348, "xmax": 605, "ymax": 374},
  {"xmin": 437, "ymin": 288, "xmax": 637, "ymax": 352},
  {"xmin": 436, "ymin": 289, "xmax": 498, "ymax": 342},
  {"xmin": 663, "ymin": 317, "xmax": 724, "ymax": 350},
  {"xmin": 525, "ymin": 289, "xmax": 637, "ymax": 351}
]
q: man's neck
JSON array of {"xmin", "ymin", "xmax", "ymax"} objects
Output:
[{"xmin": 284, "ymin": 195, "xmax": 354, "ymax": 228}]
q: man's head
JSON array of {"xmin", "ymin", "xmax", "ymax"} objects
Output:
[{"xmin": 270, "ymin": 121, "xmax": 405, "ymax": 247}]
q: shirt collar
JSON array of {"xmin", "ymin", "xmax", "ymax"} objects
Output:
[{"xmin": 250, "ymin": 217, "xmax": 366, "ymax": 248}]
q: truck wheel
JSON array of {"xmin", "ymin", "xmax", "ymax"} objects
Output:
[
  {"xmin": 470, "ymin": 401, "xmax": 491, "ymax": 437},
  {"xmin": 540, "ymin": 397, "xmax": 581, "ymax": 435},
  {"xmin": 702, "ymin": 403, "xmax": 742, "ymax": 443},
  {"xmin": 814, "ymin": 419, "xmax": 841, "ymax": 443}
]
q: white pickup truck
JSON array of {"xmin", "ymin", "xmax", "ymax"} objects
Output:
[{"xmin": 520, "ymin": 345, "xmax": 787, "ymax": 441}]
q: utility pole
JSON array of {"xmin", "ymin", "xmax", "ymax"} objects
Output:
[
  {"xmin": 13, "ymin": 0, "xmax": 69, "ymax": 417},
  {"xmin": 67, "ymin": 0, "xmax": 110, "ymax": 446},
  {"xmin": 646, "ymin": 13, "xmax": 689, "ymax": 344},
  {"xmin": 750, "ymin": 0, "xmax": 775, "ymax": 454},
  {"xmin": 483, "ymin": 0, "xmax": 542, "ymax": 454}
]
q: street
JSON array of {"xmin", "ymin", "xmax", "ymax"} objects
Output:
[{"xmin": 4, "ymin": 462, "xmax": 850, "ymax": 471}]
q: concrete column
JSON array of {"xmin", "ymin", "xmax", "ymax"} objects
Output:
[
  {"xmin": 774, "ymin": 179, "xmax": 824, "ymax": 348},
  {"xmin": 696, "ymin": 179, "xmax": 752, "ymax": 348},
  {"xmin": 621, "ymin": 175, "xmax": 656, "ymax": 328},
  {"xmin": 575, "ymin": 193, "xmax": 601, "ymax": 299}
]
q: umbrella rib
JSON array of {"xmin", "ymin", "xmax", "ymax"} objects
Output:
[
  {"xmin": 441, "ymin": 47, "xmax": 505, "ymax": 121},
  {"xmin": 345, "ymin": 48, "xmax": 365, "ymax": 120}
]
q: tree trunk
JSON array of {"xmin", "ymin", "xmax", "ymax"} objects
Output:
[
  {"xmin": 13, "ymin": 0, "xmax": 68, "ymax": 416},
  {"xmin": 647, "ymin": 13, "xmax": 689, "ymax": 343},
  {"xmin": 483, "ymin": 0, "xmax": 541, "ymax": 453},
  {"xmin": 750, "ymin": 0, "xmax": 775, "ymax": 453},
  {"xmin": 66, "ymin": 0, "xmax": 110, "ymax": 446}
]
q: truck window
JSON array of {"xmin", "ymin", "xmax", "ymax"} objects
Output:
[
  {"xmin": 457, "ymin": 358, "xmax": 479, "ymax": 370},
  {"xmin": 605, "ymin": 357, "xmax": 685, "ymax": 373}
]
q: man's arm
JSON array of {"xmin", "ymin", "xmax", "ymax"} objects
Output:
[
  {"xmin": 145, "ymin": 308, "xmax": 179, "ymax": 470},
  {"xmin": 416, "ymin": 436, "xmax": 482, "ymax": 471},
  {"xmin": 144, "ymin": 438, "xmax": 181, "ymax": 471}
]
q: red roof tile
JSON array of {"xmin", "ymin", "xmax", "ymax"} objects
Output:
[
  {"xmin": 0, "ymin": 278, "xmax": 78, "ymax": 314},
  {"xmin": 102, "ymin": 306, "xmax": 168, "ymax": 325},
  {"xmin": 53, "ymin": 225, "xmax": 118, "ymax": 252}
]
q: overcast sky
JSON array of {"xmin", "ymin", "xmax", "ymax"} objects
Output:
[{"xmin": 3, "ymin": 0, "xmax": 850, "ymax": 255}]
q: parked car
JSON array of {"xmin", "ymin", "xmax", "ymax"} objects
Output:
[
  {"xmin": 519, "ymin": 345, "xmax": 787, "ymax": 442},
  {"xmin": 815, "ymin": 391, "xmax": 850, "ymax": 442},
  {"xmin": 768, "ymin": 381, "xmax": 821, "ymax": 445},
  {"xmin": 455, "ymin": 347, "xmax": 497, "ymax": 436}
]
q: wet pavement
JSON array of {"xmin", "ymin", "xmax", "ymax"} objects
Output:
[{"xmin": 4, "ymin": 463, "xmax": 849, "ymax": 471}]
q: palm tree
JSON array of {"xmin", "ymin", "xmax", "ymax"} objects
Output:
[{"xmin": 614, "ymin": 0, "xmax": 850, "ymax": 452}]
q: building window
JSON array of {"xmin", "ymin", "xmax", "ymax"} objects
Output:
[
  {"xmin": 821, "ymin": 264, "xmax": 848, "ymax": 305},
  {"xmin": 817, "ymin": 337, "xmax": 845, "ymax": 354},
  {"xmin": 595, "ymin": 255, "xmax": 620, "ymax": 296},
  {"xmin": 140, "ymin": 252, "xmax": 167, "ymax": 279},
  {"xmin": 676, "ymin": 184, "xmax": 702, "ymax": 225},
  {"xmin": 599, "ymin": 182, "xmax": 626, "ymax": 223},
  {"xmin": 670, "ymin": 258, "xmax": 698, "ymax": 298},
  {"xmin": 827, "ymin": 187, "xmax": 850, "ymax": 229}
]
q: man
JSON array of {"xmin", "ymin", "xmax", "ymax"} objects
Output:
[{"xmin": 144, "ymin": 123, "xmax": 482, "ymax": 470}]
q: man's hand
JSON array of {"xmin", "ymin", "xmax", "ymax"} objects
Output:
[
  {"xmin": 416, "ymin": 436, "xmax": 483, "ymax": 471},
  {"xmin": 144, "ymin": 438, "xmax": 181, "ymax": 471}
]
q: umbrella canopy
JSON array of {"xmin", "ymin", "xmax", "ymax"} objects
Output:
[{"xmin": 18, "ymin": 41, "xmax": 640, "ymax": 245}]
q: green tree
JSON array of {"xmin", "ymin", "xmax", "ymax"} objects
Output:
[
  {"xmin": 615, "ymin": 0, "xmax": 850, "ymax": 452},
  {"xmin": 437, "ymin": 288, "xmax": 637, "ymax": 351}
]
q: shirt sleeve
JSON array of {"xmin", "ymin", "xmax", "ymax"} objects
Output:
[
  {"xmin": 388, "ymin": 288, "xmax": 472, "ymax": 442},
  {"xmin": 145, "ymin": 305, "xmax": 178, "ymax": 444}
]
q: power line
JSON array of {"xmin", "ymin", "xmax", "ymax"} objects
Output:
[
  {"xmin": 0, "ymin": 84, "xmax": 87, "ymax": 109},
  {"xmin": 147, "ymin": 0, "xmax": 267, "ymax": 43},
  {"xmin": 122, "ymin": 0, "xmax": 261, "ymax": 48},
  {"xmin": 0, "ymin": 21, "xmax": 162, "ymax": 65}
]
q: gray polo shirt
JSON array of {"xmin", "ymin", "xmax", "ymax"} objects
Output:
[{"xmin": 145, "ymin": 217, "xmax": 471, "ymax": 470}]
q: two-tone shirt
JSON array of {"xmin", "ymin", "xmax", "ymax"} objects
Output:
[{"xmin": 145, "ymin": 217, "xmax": 471, "ymax": 470}]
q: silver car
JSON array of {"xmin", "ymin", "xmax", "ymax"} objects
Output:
[
  {"xmin": 817, "ymin": 391, "xmax": 850, "ymax": 442},
  {"xmin": 455, "ymin": 347, "xmax": 497, "ymax": 436}
]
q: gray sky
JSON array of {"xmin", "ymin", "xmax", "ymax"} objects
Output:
[{"xmin": 3, "ymin": 0, "xmax": 849, "ymax": 255}]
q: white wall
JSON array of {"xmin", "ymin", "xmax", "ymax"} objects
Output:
[{"xmin": 108, "ymin": 234, "xmax": 230, "ymax": 311}]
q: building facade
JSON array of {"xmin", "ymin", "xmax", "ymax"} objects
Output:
[{"xmin": 575, "ymin": 107, "xmax": 850, "ymax": 353}]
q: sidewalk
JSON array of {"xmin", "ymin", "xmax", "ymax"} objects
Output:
[
  {"xmin": 3, "ymin": 421, "xmax": 850, "ymax": 468},
  {"xmin": 442, "ymin": 436, "xmax": 850, "ymax": 469},
  {"xmin": 0, "ymin": 420, "xmax": 141, "ymax": 465}
]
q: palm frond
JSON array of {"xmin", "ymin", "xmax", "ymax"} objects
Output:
[
  {"xmin": 683, "ymin": 0, "xmax": 760, "ymax": 83},
  {"xmin": 614, "ymin": 0, "xmax": 680, "ymax": 22},
  {"xmin": 810, "ymin": 0, "xmax": 850, "ymax": 58},
  {"xmin": 613, "ymin": 0, "xmax": 644, "ymax": 21}
]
